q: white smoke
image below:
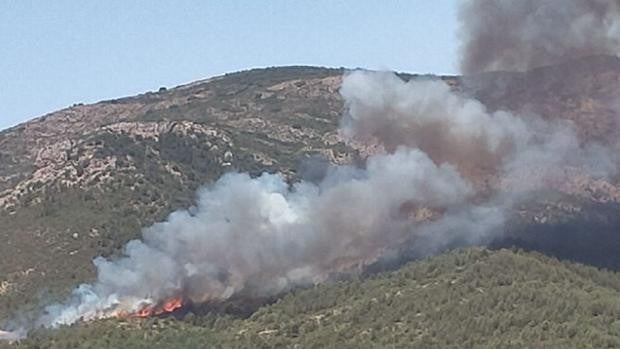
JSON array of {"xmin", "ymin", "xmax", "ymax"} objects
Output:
[
  {"xmin": 4, "ymin": 70, "xmax": 616, "ymax": 339},
  {"xmin": 0, "ymin": 330, "xmax": 24, "ymax": 343}
]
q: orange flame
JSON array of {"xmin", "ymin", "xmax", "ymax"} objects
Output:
[
  {"xmin": 162, "ymin": 298, "xmax": 183, "ymax": 313},
  {"xmin": 134, "ymin": 298, "xmax": 184, "ymax": 318}
]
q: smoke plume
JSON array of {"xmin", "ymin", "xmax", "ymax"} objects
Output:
[
  {"xmin": 9, "ymin": 70, "xmax": 605, "ymax": 333},
  {"xmin": 459, "ymin": 0, "xmax": 620, "ymax": 73}
]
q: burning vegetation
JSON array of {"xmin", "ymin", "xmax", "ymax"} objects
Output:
[{"xmin": 131, "ymin": 298, "xmax": 184, "ymax": 319}]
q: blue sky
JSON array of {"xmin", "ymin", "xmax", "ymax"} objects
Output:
[{"xmin": 0, "ymin": 1, "xmax": 459, "ymax": 130}]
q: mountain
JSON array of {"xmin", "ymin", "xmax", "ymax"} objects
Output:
[{"xmin": 1, "ymin": 56, "xmax": 620, "ymax": 346}]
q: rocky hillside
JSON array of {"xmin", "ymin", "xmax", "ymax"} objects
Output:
[{"xmin": 1, "ymin": 57, "xmax": 620, "ymax": 324}]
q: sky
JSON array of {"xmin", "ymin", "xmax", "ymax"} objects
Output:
[{"xmin": 0, "ymin": 1, "xmax": 459, "ymax": 131}]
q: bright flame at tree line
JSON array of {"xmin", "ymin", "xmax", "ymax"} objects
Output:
[{"xmin": 118, "ymin": 298, "xmax": 184, "ymax": 319}]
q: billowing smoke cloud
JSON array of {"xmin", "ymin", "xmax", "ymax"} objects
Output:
[
  {"xmin": 340, "ymin": 72, "xmax": 615, "ymax": 192},
  {"xmin": 340, "ymin": 72, "xmax": 530, "ymax": 185},
  {"xmin": 2, "ymin": 70, "xmax": 615, "ymax": 339},
  {"xmin": 38, "ymin": 147, "xmax": 473, "ymax": 327},
  {"xmin": 459, "ymin": 0, "xmax": 620, "ymax": 73}
]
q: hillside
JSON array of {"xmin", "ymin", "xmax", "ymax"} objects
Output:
[
  {"xmin": 2, "ymin": 56, "xmax": 620, "ymax": 344},
  {"xmin": 3, "ymin": 248, "xmax": 620, "ymax": 349}
]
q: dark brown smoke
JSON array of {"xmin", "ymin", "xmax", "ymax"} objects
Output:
[{"xmin": 459, "ymin": 0, "xmax": 620, "ymax": 73}]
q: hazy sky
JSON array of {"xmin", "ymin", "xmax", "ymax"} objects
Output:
[{"xmin": 0, "ymin": 1, "xmax": 459, "ymax": 130}]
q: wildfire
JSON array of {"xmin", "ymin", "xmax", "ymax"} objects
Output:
[{"xmin": 134, "ymin": 298, "xmax": 184, "ymax": 318}]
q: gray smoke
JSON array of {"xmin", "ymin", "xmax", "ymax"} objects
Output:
[
  {"xmin": 4, "ymin": 70, "xmax": 616, "ymax": 338},
  {"xmin": 459, "ymin": 0, "xmax": 620, "ymax": 73}
]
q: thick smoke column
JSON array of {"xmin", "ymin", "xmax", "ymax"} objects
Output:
[
  {"xmin": 3, "ymin": 70, "xmax": 614, "ymax": 339},
  {"xmin": 459, "ymin": 0, "xmax": 620, "ymax": 73}
]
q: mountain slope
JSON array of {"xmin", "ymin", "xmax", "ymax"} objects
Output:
[{"xmin": 2, "ymin": 57, "xmax": 620, "ymax": 331}]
